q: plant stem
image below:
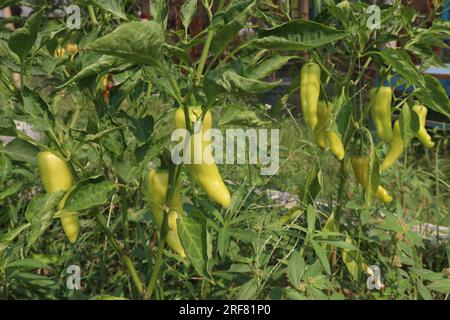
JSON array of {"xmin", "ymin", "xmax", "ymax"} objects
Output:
[
  {"xmin": 87, "ymin": 5, "xmax": 98, "ymax": 25},
  {"xmin": 335, "ymin": 159, "xmax": 347, "ymax": 223},
  {"xmin": 195, "ymin": 30, "xmax": 214, "ymax": 85},
  {"xmin": 120, "ymin": 188, "xmax": 130, "ymax": 246},
  {"xmin": 146, "ymin": 211, "xmax": 169, "ymax": 299},
  {"xmin": 96, "ymin": 214, "xmax": 144, "ymax": 297}
]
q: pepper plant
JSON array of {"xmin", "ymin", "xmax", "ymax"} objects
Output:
[{"xmin": 0, "ymin": 0, "xmax": 449, "ymax": 300}]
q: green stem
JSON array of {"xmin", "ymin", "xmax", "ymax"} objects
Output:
[
  {"xmin": 96, "ymin": 214, "xmax": 144, "ymax": 297},
  {"xmin": 87, "ymin": 5, "xmax": 98, "ymax": 25},
  {"xmin": 334, "ymin": 159, "xmax": 348, "ymax": 223},
  {"xmin": 146, "ymin": 210, "xmax": 169, "ymax": 299},
  {"xmin": 120, "ymin": 188, "xmax": 130, "ymax": 246},
  {"xmin": 195, "ymin": 30, "xmax": 214, "ymax": 86}
]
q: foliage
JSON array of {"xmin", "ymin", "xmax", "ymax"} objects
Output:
[{"xmin": 0, "ymin": 0, "xmax": 449, "ymax": 300}]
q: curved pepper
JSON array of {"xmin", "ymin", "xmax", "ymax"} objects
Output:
[
  {"xmin": 327, "ymin": 131, "xmax": 345, "ymax": 161},
  {"xmin": 370, "ymin": 86, "xmax": 393, "ymax": 143},
  {"xmin": 351, "ymin": 156, "xmax": 393, "ymax": 203},
  {"xmin": 300, "ymin": 62, "xmax": 321, "ymax": 130},
  {"xmin": 380, "ymin": 120, "xmax": 404, "ymax": 171},
  {"xmin": 412, "ymin": 105, "xmax": 434, "ymax": 149},
  {"xmin": 314, "ymin": 101, "xmax": 330, "ymax": 149},
  {"xmin": 174, "ymin": 106, "xmax": 231, "ymax": 209},
  {"xmin": 37, "ymin": 151, "xmax": 79, "ymax": 243},
  {"xmin": 146, "ymin": 169, "xmax": 186, "ymax": 258}
]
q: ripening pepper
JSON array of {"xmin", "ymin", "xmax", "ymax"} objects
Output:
[
  {"xmin": 412, "ymin": 105, "xmax": 434, "ymax": 149},
  {"xmin": 65, "ymin": 43, "xmax": 78, "ymax": 55},
  {"xmin": 370, "ymin": 86, "xmax": 393, "ymax": 143},
  {"xmin": 351, "ymin": 156, "xmax": 393, "ymax": 203},
  {"xmin": 300, "ymin": 62, "xmax": 321, "ymax": 130},
  {"xmin": 54, "ymin": 47, "xmax": 65, "ymax": 58},
  {"xmin": 380, "ymin": 120, "xmax": 404, "ymax": 172},
  {"xmin": 37, "ymin": 151, "xmax": 79, "ymax": 243},
  {"xmin": 174, "ymin": 106, "xmax": 231, "ymax": 209},
  {"xmin": 313, "ymin": 101, "xmax": 345, "ymax": 160},
  {"xmin": 314, "ymin": 101, "xmax": 330, "ymax": 149},
  {"xmin": 146, "ymin": 169, "xmax": 186, "ymax": 258},
  {"xmin": 327, "ymin": 131, "xmax": 345, "ymax": 160}
]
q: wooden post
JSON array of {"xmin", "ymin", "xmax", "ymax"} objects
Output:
[{"xmin": 299, "ymin": 0, "xmax": 309, "ymax": 20}]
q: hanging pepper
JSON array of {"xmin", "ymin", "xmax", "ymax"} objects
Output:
[
  {"xmin": 314, "ymin": 101, "xmax": 345, "ymax": 160},
  {"xmin": 37, "ymin": 151, "xmax": 79, "ymax": 243},
  {"xmin": 380, "ymin": 120, "xmax": 404, "ymax": 171},
  {"xmin": 351, "ymin": 156, "xmax": 393, "ymax": 203},
  {"xmin": 101, "ymin": 74, "xmax": 114, "ymax": 103},
  {"xmin": 174, "ymin": 106, "xmax": 231, "ymax": 209},
  {"xmin": 412, "ymin": 105, "xmax": 434, "ymax": 149},
  {"xmin": 327, "ymin": 131, "xmax": 345, "ymax": 161},
  {"xmin": 146, "ymin": 169, "xmax": 186, "ymax": 258},
  {"xmin": 370, "ymin": 86, "xmax": 393, "ymax": 143},
  {"xmin": 300, "ymin": 62, "xmax": 321, "ymax": 130},
  {"xmin": 314, "ymin": 101, "xmax": 330, "ymax": 149}
]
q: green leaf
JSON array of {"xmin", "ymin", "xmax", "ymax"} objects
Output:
[
  {"xmin": 287, "ymin": 251, "xmax": 305, "ymax": 286},
  {"xmin": 342, "ymin": 233, "xmax": 365, "ymax": 280},
  {"xmin": 311, "ymin": 240, "xmax": 331, "ymax": 275},
  {"xmin": 21, "ymin": 87, "xmax": 55, "ymax": 131},
  {"xmin": 333, "ymin": 90, "xmax": 352, "ymax": 137},
  {"xmin": 14, "ymin": 272, "xmax": 57, "ymax": 288},
  {"xmin": 319, "ymin": 212, "xmax": 340, "ymax": 251},
  {"xmin": 91, "ymin": 0, "xmax": 127, "ymax": 20},
  {"xmin": 128, "ymin": 115, "xmax": 154, "ymax": 144},
  {"xmin": 252, "ymin": 19, "xmax": 347, "ymax": 50},
  {"xmin": 25, "ymin": 192, "xmax": 63, "ymax": 246},
  {"xmin": 59, "ymin": 55, "xmax": 130, "ymax": 88},
  {"xmin": 301, "ymin": 164, "xmax": 322, "ymax": 204},
  {"xmin": 375, "ymin": 48, "xmax": 425, "ymax": 89},
  {"xmin": 218, "ymin": 104, "xmax": 269, "ymax": 127},
  {"xmin": 150, "ymin": 0, "xmax": 169, "ymax": 29},
  {"xmin": 6, "ymin": 258, "xmax": 50, "ymax": 270},
  {"xmin": 211, "ymin": 0, "xmax": 256, "ymax": 55},
  {"xmin": 98, "ymin": 119, "xmax": 125, "ymax": 157},
  {"xmin": 0, "ymin": 153, "xmax": 12, "ymax": 184},
  {"xmin": 135, "ymin": 134, "xmax": 171, "ymax": 164},
  {"xmin": 237, "ymin": 278, "xmax": 257, "ymax": 299},
  {"xmin": 427, "ymin": 279, "xmax": 450, "ymax": 294},
  {"xmin": 180, "ymin": 0, "xmax": 197, "ymax": 31},
  {"xmin": 415, "ymin": 75, "xmax": 450, "ymax": 119},
  {"xmin": 417, "ymin": 281, "xmax": 433, "ymax": 300},
  {"xmin": 87, "ymin": 21, "xmax": 164, "ymax": 67},
  {"xmin": 0, "ymin": 180, "xmax": 23, "ymax": 201},
  {"xmin": 409, "ymin": 267, "xmax": 444, "ymax": 281},
  {"xmin": 367, "ymin": 152, "xmax": 380, "ymax": 206},
  {"xmin": 178, "ymin": 210, "xmax": 212, "ymax": 281},
  {"xmin": 206, "ymin": 66, "xmax": 281, "ymax": 96},
  {"xmin": 115, "ymin": 160, "xmax": 140, "ymax": 184},
  {"xmin": 307, "ymin": 205, "xmax": 316, "ymax": 234},
  {"xmin": 64, "ymin": 179, "xmax": 116, "ymax": 212},
  {"xmin": 285, "ymin": 288, "xmax": 307, "ymax": 300},
  {"xmin": 0, "ymin": 224, "xmax": 31, "ymax": 254},
  {"xmin": 246, "ymin": 55, "xmax": 297, "ymax": 80},
  {"xmin": 318, "ymin": 240, "xmax": 358, "ymax": 252},
  {"xmin": 307, "ymin": 286, "xmax": 328, "ymax": 300},
  {"xmin": 217, "ymin": 227, "xmax": 230, "ymax": 259},
  {"xmin": 8, "ymin": 10, "xmax": 42, "ymax": 62},
  {"xmin": 0, "ymin": 139, "xmax": 39, "ymax": 164}
]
